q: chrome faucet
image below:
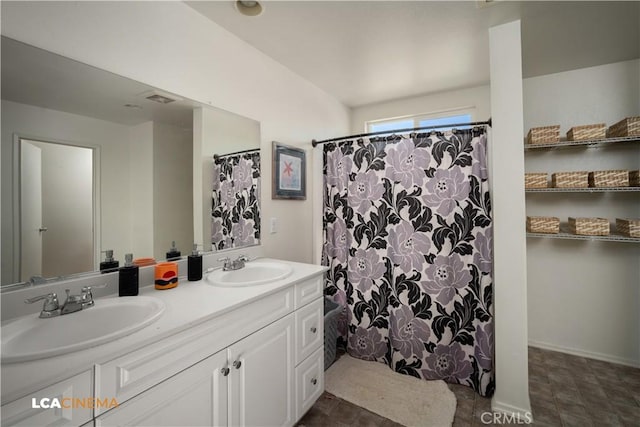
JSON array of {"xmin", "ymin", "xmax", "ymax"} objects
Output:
[
  {"xmin": 218, "ymin": 254, "xmax": 250, "ymax": 271},
  {"xmin": 25, "ymin": 286, "xmax": 98, "ymax": 318}
]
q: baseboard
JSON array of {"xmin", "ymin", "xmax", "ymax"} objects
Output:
[
  {"xmin": 491, "ymin": 400, "xmax": 533, "ymax": 424},
  {"xmin": 528, "ymin": 339, "xmax": 640, "ymax": 368}
]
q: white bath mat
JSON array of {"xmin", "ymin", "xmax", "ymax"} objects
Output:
[{"xmin": 325, "ymin": 355, "xmax": 457, "ymax": 427}]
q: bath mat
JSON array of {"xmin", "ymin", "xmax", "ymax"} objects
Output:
[{"xmin": 325, "ymin": 355, "xmax": 457, "ymax": 427}]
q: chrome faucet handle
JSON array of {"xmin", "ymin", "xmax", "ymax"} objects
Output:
[
  {"xmin": 24, "ymin": 293, "xmax": 60, "ymax": 318},
  {"xmin": 80, "ymin": 286, "xmax": 95, "ymax": 308},
  {"xmin": 236, "ymin": 254, "xmax": 250, "ymax": 262},
  {"xmin": 218, "ymin": 257, "xmax": 232, "ymax": 270}
]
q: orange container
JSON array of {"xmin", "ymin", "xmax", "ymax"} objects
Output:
[{"xmin": 155, "ymin": 262, "xmax": 178, "ymax": 290}]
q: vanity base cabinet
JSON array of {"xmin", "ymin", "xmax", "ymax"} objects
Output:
[
  {"xmin": 96, "ymin": 313, "xmax": 294, "ymax": 427},
  {"xmin": 95, "ymin": 350, "xmax": 228, "ymax": 427}
]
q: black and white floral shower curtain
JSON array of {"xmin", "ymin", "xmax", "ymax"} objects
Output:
[
  {"xmin": 212, "ymin": 151, "xmax": 260, "ymax": 250},
  {"xmin": 323, "ymin": 129, "xmax": 494, "ymax": 396}
]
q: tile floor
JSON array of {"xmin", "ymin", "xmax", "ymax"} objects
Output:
[{"xmin": 297, "ymin": 347, "xmax": 640, "ymax": 427}]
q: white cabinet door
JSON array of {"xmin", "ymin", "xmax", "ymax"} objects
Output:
[
  {"xmin": 1, "ymin": 370, "xmax": 93, "ymax": 427},
  {"xmin": 95, "ymin": 350, "xmax": 228, "ymax": 427},
  {"xmin": 228, "ymin": 314, "xmax": 295, "ymax": 427}
]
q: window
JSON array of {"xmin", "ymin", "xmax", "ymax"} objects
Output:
[{"xmin": 366, "ymin": 109, "xmax": 474, "ymax": 134}]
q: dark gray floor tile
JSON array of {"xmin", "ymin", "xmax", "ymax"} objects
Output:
[
  {"xmin": 331, "ymin": 400, "xmax": 362, "ymax": 425},
  {"xmin": 448, "ymin": 383, "xmax": 477, "ymax": 402},
  {"xmin": 351, "ymin": 408, "xmax": 387, "ymax": 427},
  {"xmin": 558, "ymin": 412, "xmax": 594, "ymax": 427}
]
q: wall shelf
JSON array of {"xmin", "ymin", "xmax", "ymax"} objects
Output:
[
  {"xmin": 526, "ymin": 231, "xmax": 640, "ymax": 243},
  {"xmin": 524, "ymin": 136, "xmax": 640, "ymax": 151},
  {"xmin": 525, "ymin": 187, "xmax": 640, "ymax": 193}
]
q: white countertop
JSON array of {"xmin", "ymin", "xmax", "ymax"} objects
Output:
[{"xmin": 1, "ymin": 258, "xmax": 327, "ymax": 404}]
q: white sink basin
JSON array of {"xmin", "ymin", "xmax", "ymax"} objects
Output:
[
  {"xmin": 206, "ymin": 260, "xmax": 293, "ymax": 287},
  {"xmin": 1, "ymin": 296, "xmax": 165, "ymax": 363}
]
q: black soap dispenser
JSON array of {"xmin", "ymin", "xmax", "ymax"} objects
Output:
[
  {"xmin": 119, "ymin": 253, "xmax": 139, "ymax": 296},
  {"xmin": 166, "ymin": 241, "xmax": 181, "ymax": 261},
  {"xmin": 100, "ymin": 249, "xmax": 119, "ymax": 273},
  {"xmin": 188, "ymin": 244, "xmax": 203, "ymax": 281}
]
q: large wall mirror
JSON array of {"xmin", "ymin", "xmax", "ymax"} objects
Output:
[{"xmin": 1, "ymin": 37, "xmax": 261, "ymax": 288}]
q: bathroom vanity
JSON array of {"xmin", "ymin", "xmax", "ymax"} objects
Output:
[{"xmin": 1, "ymin": 259, "xmax": 327, "ymax": 427}]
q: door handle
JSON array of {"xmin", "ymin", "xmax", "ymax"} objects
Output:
[
  {"xmin": 39, "ymin": 227, "xmax": 48, "ymax": 232},
  {"xmin": 233, "ymin": 360, "xmax": 242, "ymax": 369},
  {"xmin": 221, "ymin": 367, "xmax": 230, "ymax": 376}
]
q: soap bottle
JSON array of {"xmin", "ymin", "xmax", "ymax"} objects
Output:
[
  {"xmin": 100, "ymin": 249, "xmax": 119, "ymax": 273},
  {"xmin": 188, "ymin": 244, "xmax": 203, "ymax": 281},
  {"xmin": 166, "ymin": 241, "xmax": 181, "ymax": 261},
  {"xmin": 119, "ymin": 253, "xmax": 139, "ymax": 296}
]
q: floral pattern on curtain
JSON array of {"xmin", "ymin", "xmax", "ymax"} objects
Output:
[
  {"xmin": 322, "ymin": 129, "xmax": 494, "ymax": 396},
  {"xmin": 212, "ymin": 151, "xmax": 261, "ymax": 250}
]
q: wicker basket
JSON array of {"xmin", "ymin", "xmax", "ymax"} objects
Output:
[
  {"xmin": 526, "ymin": 216, "xmax": 560, "ymax": 234},
  {"xmin": 630, "ymin": 171, "xmax": 640, "ymax": 187},
  {"xmin": 525, "ymin": 173, "xmax": 548, "ymax": 188},
  {"xmin": 527, "ymin": 125, "xmax": 561, "ymax": 145},
  {"xmin": 567, "ymin": 123, "xmax": 606, "ymax": 141},
  {"xmin": 607, "ymin": 116, "xmax": 640, "ymax": 138},
  {"xmin": 568, "ymin": 217, "xmax": 610, "ymax": 236},
  {"xmin": 616, "ymin": 218, "xmax": 640, "ymax": 238},
  {"xmin": 551, "ymin": 171, "xmax": 589, "ymax": 188},
  {"xmin": 588, "ymin": 170, "xmax": 629, "ymax": 188}
]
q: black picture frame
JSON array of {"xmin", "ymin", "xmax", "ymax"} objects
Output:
[{"xmin": 272, "ymin": 142, "xmax": 306, "ymax": 200}]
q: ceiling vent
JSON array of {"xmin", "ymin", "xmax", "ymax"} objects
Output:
[{"xmin": 140, "ymin": 90, "xmax": 182, "ymax": 104}]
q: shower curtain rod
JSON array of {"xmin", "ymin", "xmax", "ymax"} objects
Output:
[
  {"xmin": 311, "ymin": 118, "xmax": 492, "ymax": 147},
  {"xmin": 213, "ymin": 148, "xmax": 260, "ymax": 164}
]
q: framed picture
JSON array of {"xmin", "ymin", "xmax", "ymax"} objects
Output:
[{"xmin": 272, "ymin": 142, "xmax": 306, "ymax": 200}]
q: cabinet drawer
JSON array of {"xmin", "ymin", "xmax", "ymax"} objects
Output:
[
  {"xmin": 295, "ymin": 297, "xmax": 323, "ymax": 365},
  {"xmin": 295, "ymin": 347, "xmax": 324, "ymax": 421},
  {"xmin": 95, "ymin": 287, "xmax": 293, "ymax": 415},
  {"xmin": 1, "ymin": 370, "xmax": 93, "ymax": 427},
  {"xmin": 294, "ymin": 274, "xmax": 323, "ymax": 309}
]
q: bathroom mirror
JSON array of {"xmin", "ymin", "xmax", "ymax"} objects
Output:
[{"xmin": 1, "ymin": 37, "xmax": 261, "ymax": 288}]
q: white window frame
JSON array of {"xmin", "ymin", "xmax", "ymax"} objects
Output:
[{"xmin": 365, "ymin": 106, "xmax": 477, "ymax": 133}]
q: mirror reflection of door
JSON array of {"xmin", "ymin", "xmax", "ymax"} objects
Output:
[{"xmin": 20, "ymin": 138, "xmax": 95, "ymax": 281}]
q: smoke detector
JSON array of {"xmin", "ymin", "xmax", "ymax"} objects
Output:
[{"xmin": 140, "ymin": 90, "xmax": 182, "ymax": 104}]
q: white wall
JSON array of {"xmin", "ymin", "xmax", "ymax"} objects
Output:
[
  {"xmin": 524, "ymin": 59, "xmax": 640, "ymax": 366},
  {"xmin": 127, "ymin": 122, "xmax": 155, "ymax": 260},
  {"xmin": 193, "ymin": 107, "xmax": 261, "ymax": 252},
  {"xmin": 489, "ymin": 20, "xmax": 531, "ymax": 417},
  {"xmin": 1, "ymin": 1, "xmax": 350, "ymax": 265},
  {"xmin": 350, "ymin": 85, "xmax": 491, "ymax": 133},
  {"xmin": 153, "ymin": 121, "xmax": 193, "ymax": 261},
  {"xmin": 1, "ymin": 100, "xmax": 134, "ymax": 284}
]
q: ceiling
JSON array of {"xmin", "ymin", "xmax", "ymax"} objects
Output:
[
  {"xmin": 1, "ymin": 37, "xmax": 196, "ymax": 128},
  {"xmin": 187, "ymin": 0, "xmax": 640, "ymax": 108}
]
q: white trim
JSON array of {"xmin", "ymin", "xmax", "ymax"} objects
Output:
[
  {"xmin": 491, "ymin": 400, "xmax": 533, "ymax": 424},
  {"xmin": 528, "ymin": 340, "xmax": 640, "ymax": 368}
]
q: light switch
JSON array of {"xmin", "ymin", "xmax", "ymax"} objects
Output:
[{"xmin": 270, "ymin": 217, "xmax": 277, "ymax": 234}]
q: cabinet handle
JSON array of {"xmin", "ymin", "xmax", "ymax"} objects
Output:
[
  {"xmin": 221, "ymin": 367, "xmax": 230, "ymax": 376},
  {"xmin": 233, "ymin": 360, "xmax": 242, "ymax": 369},
  {"xmin": 310, "ymin": 326, "xmax": 317, "ymax": 334},
  {"xmin": 311, "ymin": 378, "xmax": 317, "ymax": 385}
]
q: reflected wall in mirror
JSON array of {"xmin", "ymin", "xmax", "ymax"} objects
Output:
[{"xmin": 1, "ymin": 37, "xmax": 261, "ymax": 288}]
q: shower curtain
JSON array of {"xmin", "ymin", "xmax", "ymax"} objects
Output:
[
  {"xmin": 212, "ymin": 151, "xmax": 261, "ymax": 250},
  {"xmin": 322, "ymin": 129, "xmax": 494, "ymax": 396}
]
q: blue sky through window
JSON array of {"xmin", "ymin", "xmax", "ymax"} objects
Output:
[{"xmin": 369, "ymin": 119, "xmax": 414, "ymax": 133}]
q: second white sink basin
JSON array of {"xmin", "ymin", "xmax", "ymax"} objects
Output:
[
  {"xmin": 1, "ymin": 296, "xmax": 165, "ymax": 363},
  {"xmin": 206, "ymin": 260, "xmax": 293, "ymax": 287}
]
